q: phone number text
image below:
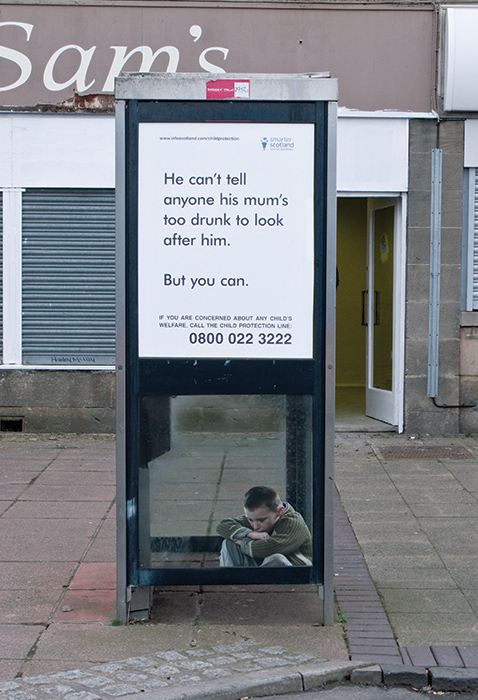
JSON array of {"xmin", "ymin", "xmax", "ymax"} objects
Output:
[{"xmin": 189, "ymin": 332, "xmax": 292, "ymax": 346}]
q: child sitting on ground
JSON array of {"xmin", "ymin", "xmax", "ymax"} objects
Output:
[{"xmin": 216, "ymin": 485, "xmax": 312, "ymax": 567}]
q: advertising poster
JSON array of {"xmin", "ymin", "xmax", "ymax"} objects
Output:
[{"xmin": 138, "ymin": 121, "xmax": 315, "ymax": 359}]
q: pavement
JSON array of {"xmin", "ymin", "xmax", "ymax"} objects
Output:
[{"xmin": 1, "ymin": 430, "xmax": 478, "ymax": 697}]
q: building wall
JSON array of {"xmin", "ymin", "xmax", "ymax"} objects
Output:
[
  {"xmin": 405, "ymin": 119, "xmax": 465, "ymax": 434},
  {"xmin": 0, "ymin": 370, "xmax": 115, "ymax": 433}
]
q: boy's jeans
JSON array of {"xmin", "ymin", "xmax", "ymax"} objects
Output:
[{"xmin": 219, "ymin": 539, "xmax": 292, "ymax": 567}]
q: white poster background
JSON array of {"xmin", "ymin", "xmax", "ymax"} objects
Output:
[{"xmin": 138, "ymin": 121, "xmax": 315, "ymax": 358}]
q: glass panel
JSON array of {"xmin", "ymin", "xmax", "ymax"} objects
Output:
[
  {"xmin": 372, "ymin": 206, "xmax": 394, "ymax": 391},
  {"xmin": 138, "ymin": 395, "xmax": 313, "ymax": 569}
]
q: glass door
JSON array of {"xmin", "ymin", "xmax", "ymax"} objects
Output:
[{"xmin": 365, "ymin": 199, "xmax": 400, "ymax": 426}]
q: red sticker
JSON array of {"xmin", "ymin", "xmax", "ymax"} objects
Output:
[{"xmin": 206, "ymin": 80, "xmax": 250, "ymax": 100}]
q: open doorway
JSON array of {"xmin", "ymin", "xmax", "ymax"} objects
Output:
[{"xmin": 336, "ymin": 197, "xmax": 401, "ymax": 432}]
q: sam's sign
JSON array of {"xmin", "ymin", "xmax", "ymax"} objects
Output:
[
  {"xmin": 0, "ymin": 19, "xmax": 229, "ymax": 102},
  {"xmin": 0, "ymin": 4, "xmax": 436, "ymax": 112}
]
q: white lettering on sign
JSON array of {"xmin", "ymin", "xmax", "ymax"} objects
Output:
[
  {"xmin": 0, "ymin": 22, "xmax": 33, "ymax": 91},
  {"xmin": 44, "ymin": 45, "xmax": 96, "ymax": 92},
  {"xmin": 198, "ymin": 47, "xmax": 229, "ymax": 73},
  {"xmin": 0, "ymin": 22, "xmax": 230, "ymax": 94},
  {"xmin": 103, "ymin": 46, "xmax": 180, "ymax": 91}
]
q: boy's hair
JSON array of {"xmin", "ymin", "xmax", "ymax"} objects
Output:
[{"xmin": 243, "ymin": 486, "xmax": 282, "ymax": 512}]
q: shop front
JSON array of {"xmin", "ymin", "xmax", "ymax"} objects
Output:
[{"xmin": 0, "ymin": 0, "xmax": 442, "ymax": 433}]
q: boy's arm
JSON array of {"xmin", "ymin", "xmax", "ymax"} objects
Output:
[
  {"xmin": 216, "ymin": 516, "xmax": 251, "ymax": 541},
  {"xmin": 239, "ymin": 515, "xmax": 310, "ymax": 559}
]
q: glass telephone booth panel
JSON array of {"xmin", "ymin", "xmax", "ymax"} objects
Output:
[{"xmin": 138, "ymin": 394, "xmax": 313, "ymax": 570}]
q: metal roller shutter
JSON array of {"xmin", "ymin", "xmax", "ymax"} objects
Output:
[
  {"xmin": 0, "ymin": 192, "xmax": 2, "ymax": 363},
  {"xmin": 474, "ymin": 170, "xmax": 478, "ymax": 309},
  {"xmin": 22, "ymin": 189, "xmax": 115, "ymax": 365}
]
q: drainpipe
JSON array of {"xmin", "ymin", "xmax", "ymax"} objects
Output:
[
  {"xmin": 427, "ymin": 122, "xmax": 476, "ymax": 409},
  {"xmin": 427, "ymin": 146, "xmax": 442, "ymax": 402}
]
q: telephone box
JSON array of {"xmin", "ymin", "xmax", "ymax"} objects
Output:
[{"xmin": 115, "ymin": 73, "xmax": 338, "ymax": 624}]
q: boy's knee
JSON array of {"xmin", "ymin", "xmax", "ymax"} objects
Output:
[
  {"xmin": 219, "ymin": 539, "xmax": 235, "ymax": 564},
  {"xmin": 219, "ymin": 538, "xmax": 249, "ymax": 567},
  {"xmin": 261, "ymin": 553, "xmax": 292, "ymax": 567}
]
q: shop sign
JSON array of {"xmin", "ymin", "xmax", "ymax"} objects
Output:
[{"xmin": 0, "ymin": 21, "xmax": 229, "ymax": 96}]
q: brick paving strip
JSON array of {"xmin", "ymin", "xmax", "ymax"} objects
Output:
[
  {"xmin": 334, "ymin": 488, "xmax": 478, "ymax": 670},
  {"xmin": 334, "ymin": 489, "xmax": 403, "ymax": 664}
]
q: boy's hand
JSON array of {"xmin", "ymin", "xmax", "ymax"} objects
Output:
[{"xmin": 246, "ymin": 531, "xmax": 271, "ymax": 540}]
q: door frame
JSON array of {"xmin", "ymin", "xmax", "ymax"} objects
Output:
[{"xmin": 365, "ymin": 195, "xmax": 406, "ymax": 432}]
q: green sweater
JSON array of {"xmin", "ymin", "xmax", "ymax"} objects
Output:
[{"xmin": 216, "ymin": 502, "xmax": 312, "ymax": 566}]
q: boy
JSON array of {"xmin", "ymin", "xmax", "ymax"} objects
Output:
[{"xmin": 216, "ymin": 485, "xmax": 312, "ymax": 567}]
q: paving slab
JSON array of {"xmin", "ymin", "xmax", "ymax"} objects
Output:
[
  {"xmin": 0, "ymin": 661, "xmax": 26, "ymax": 681},
  {"xmin": 48, "ymin": 460, "xmax": 115, "ymax": 472},
  {"xmin": 387, "ymin": 612, "xmax": 478, "ymax": 646},
  {"xmin": 0, "ymin": 624, "xmax": 43, "ymax": 659},
  {"xmin": 0, "ymin": 535, "xmax": 90, "ymax": 562},
  {"xmin": 0, "ymin": 563, "xmax": 74, "ymax": 590},
  {"xmin": 53, "ymin": 590, "xmax": 116, "ymax": 622},
  {"xmin": 0, "ymin": 589, "xmax": 59, "ymax": 624},
  {"xmin": 410, "ymin": 501, "xmax": 478, "ymax": 517},
  {"xmin": 439, "ymin": 555, "xmax": 478, "ymax": 588},
  {"xmin": 83, "ymin": 539, "xmax": 116, "ymax": 563},
  {"xmin": 18, "ymin": 484, "xmax": 116, "ymax": 502},
  {"xmin": 196, "ymin": 590, "xmax": 324, "ymax": 625},
  {"xmin": 2, "ymin": 501, "xmax": 112, "ymax": 520},
  {"xmin": 33, "ymin": 471, "xmax": 116, "ymax": 486},
  {"xmin": 31, "ymin": 624, "xmax": 195, "ymax": 664},
  {"xmin": 70, "ymin": 563, "xmax": 116, "ymax": 591},
  {"xmin": 0, "ymin": 519, "xmax": 100, "ymax": 539},
  {"xmin": 366, "ymin": 564, "xmax": 457, "ymax": 589},
  {"xmin": 196, "ymin": 626, "xmax": 349, "ymax": 660},
  {"xmin": 1, "ymin": 486, "xmax": 34, "ymax": 500},
  {"xmin": 0, "ymin": 502, "xmax": 13, "ymax": 517},
  {"xmin": 379, "ymin": 588, "xmax": 474, "ymax": 614}
]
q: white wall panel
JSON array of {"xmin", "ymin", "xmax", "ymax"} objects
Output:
[
  {"xmin": 0, "ymin": 117, "xmax": 13, "ymax": 185},
  {"xmin": 465, "ymin": 120, "xmax": 478, "ymax": 167},
  {"xmin": 444, "ymin": 8, "xmax": 478, "ymax": 113},
  {"xmin": 0, "ymin": 114, "xmax": 115, "ymax": 188},
  {"xmin": 0, "ymin": 112, "xmax": 408, "ymax": 192},
  {"xmin": 337, "ymin": 117, "xmax": 408, "ymax": 193}
]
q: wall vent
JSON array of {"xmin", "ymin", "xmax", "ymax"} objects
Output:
[{"xmin": 0, "ymin": 418, "xmax": 24, "ymax": 432}]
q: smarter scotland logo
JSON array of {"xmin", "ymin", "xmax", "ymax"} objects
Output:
[{"xmin": 260, "ymin": 136, "xmax": 295, "ymax": 151}]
